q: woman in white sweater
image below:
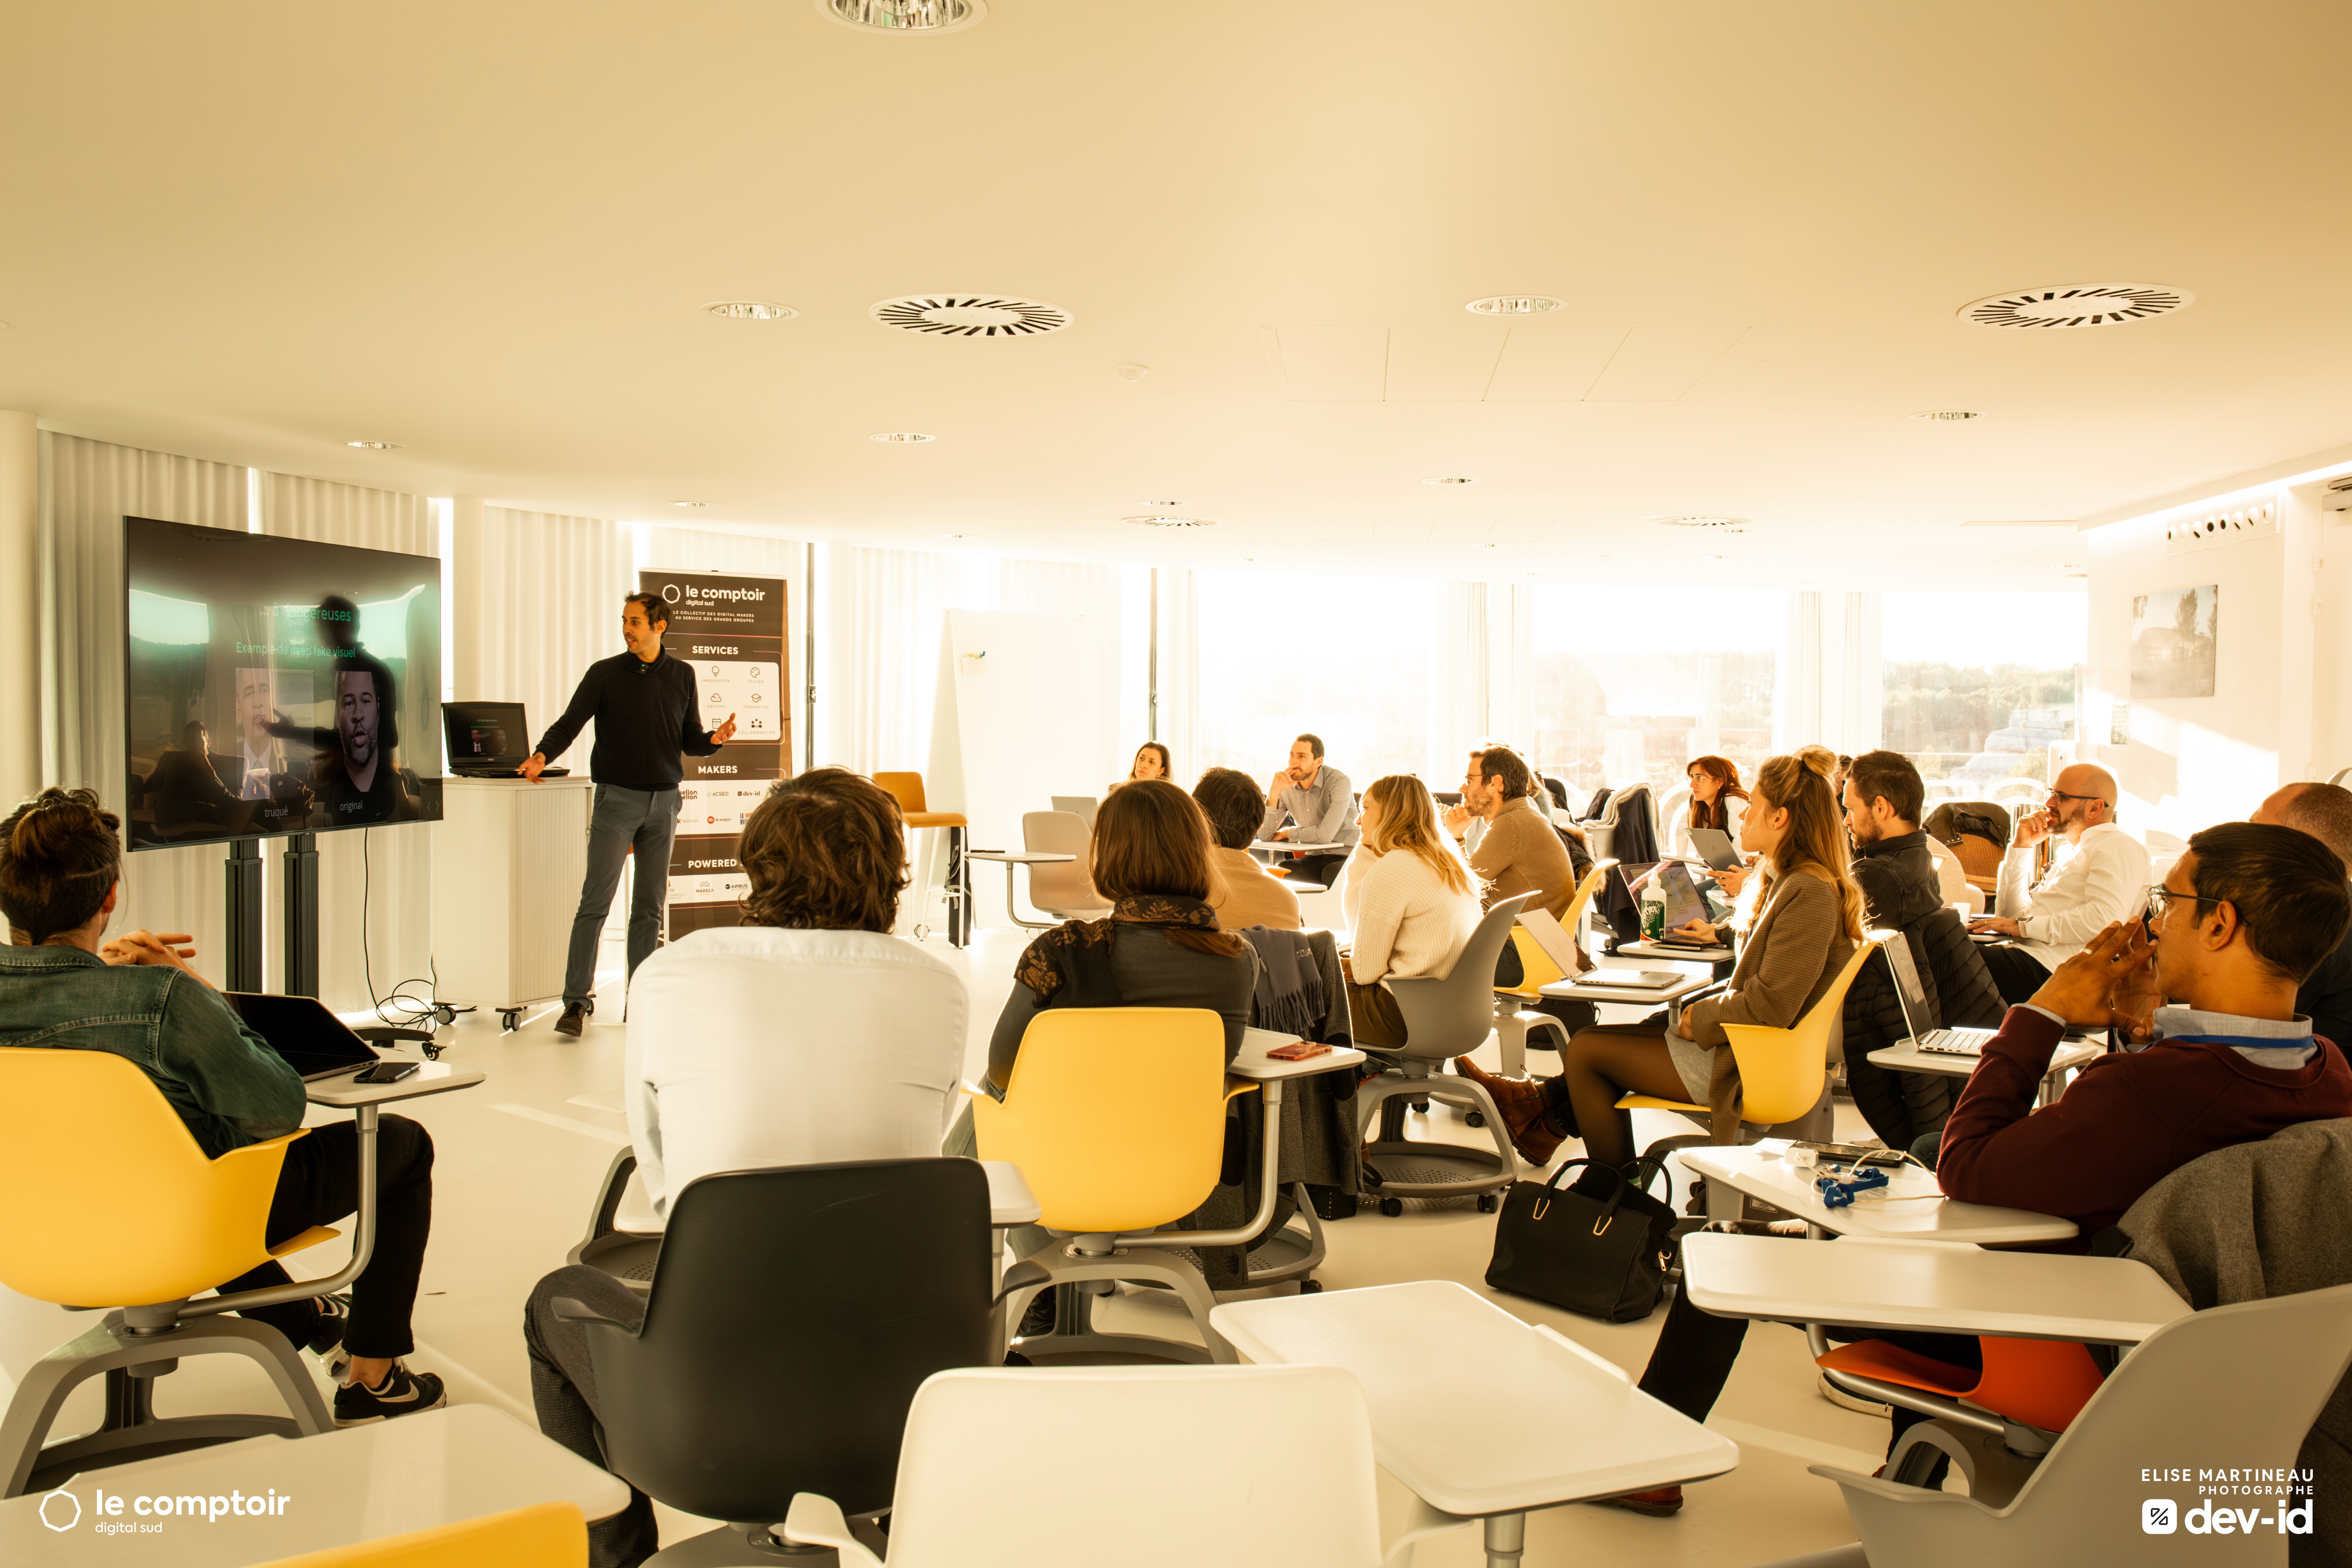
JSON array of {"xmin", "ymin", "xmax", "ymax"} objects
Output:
[{"xmin": 1341, "ymin": 775, "xmax": 1483, "ymax": 1049}]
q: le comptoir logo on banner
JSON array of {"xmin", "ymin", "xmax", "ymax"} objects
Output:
[
  {"xmin": 2140, "ymin": 1466, "xmax": 2316, "ymax": 1537},
  {"xmin": 38, "ymin": 1483, "xmax": 292, "ymax": 1536}
]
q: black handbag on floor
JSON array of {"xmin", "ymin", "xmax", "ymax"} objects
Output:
[{"xmin": 1484, "ymin": 1156, "xmax": 1678, "ymax": 1323}]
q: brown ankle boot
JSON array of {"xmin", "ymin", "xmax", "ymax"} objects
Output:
[{"xmin": 1452, "ymin": 1058, "xmax": 1566, "ymax": 1166}]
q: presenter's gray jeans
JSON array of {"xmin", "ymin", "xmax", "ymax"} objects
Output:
[{"xmin": 565, "ymin": 784, "xmax": 680, "ymax": 1006}]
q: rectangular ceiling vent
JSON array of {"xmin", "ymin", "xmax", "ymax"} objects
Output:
[{"xmin": 2166, "ymin": 498, "xmax": 2279, "ymax": 555}]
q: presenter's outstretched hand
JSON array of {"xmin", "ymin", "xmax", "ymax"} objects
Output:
[
  {"xmin": 710, "ymin": 713, "xmax": 739, "ymax": 745},
  {"xmin": 520, "ymin": 752, "xmax": 548, "ymax": 783}
]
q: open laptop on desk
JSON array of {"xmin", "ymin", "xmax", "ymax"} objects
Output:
[
  {"xmin": 443, "ymin": 700, "xmax": 567, "ymax": 778},
  {"xmin": 1618, "ymin": 862, "xmax": 1729, "ymax": 950},
  {"xmin": 1882, "ymin": 934, "xmax": 2000, "ymax": 1057},
  {"xmin": 1049, "ymin": 794, "xmax": 1098, "ymax": 825},
  {"xmin": 226, "ymin": 993, "xmax": 383, "ymax": 1080}
]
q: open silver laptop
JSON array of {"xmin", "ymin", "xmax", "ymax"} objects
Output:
[
  {"xmin": 1050, "ymin": 795, "xmax": 1098, "ymax": 826},
  {"xmin": 1882, "ymin": 934, "xmax": 1998, "ymax": 1056}
]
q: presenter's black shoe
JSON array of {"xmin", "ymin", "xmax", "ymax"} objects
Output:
[
  {"xmin": 333, "ymin": 1361, "xmax": 448, "ymax": 1426},
  {"xmin": 555, "ymin": 1000, "xmax": 591, "ymax": 1037}
]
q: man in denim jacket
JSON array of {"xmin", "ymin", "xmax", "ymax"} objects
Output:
[{"xmin": 0, "ymin": 787, "xmax": 444, "ymax": 1425}]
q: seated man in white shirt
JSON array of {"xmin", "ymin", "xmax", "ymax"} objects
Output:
[
  {"xmin": 1967, "ymin": 762, "xmax": 2151, "ymax": 1003},
  {"xmin": 520, "ymin": 768, "xmax": 967, "ymax": 1568}
]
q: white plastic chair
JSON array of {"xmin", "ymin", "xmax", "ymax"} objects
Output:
[
  {"xmin": 783, "ymin": 1365, "xmax": 1387, "ymax": 1568},
  {"xmin": 1805, "ymin": 1281, "xmax": 2352, "ymax": 1567},
  {"xmin": 1012, "ymin": 810, "xmax": 1112, "ymax": 929}
]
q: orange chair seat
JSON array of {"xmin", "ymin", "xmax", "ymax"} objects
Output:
[
  {"xmin": 1819, "ymin": 1334, "xmax": 2107, "ymax": 1434},
  {"xmin": 903, "ymin": 812, "xmax": 967, "ymax": 829}
]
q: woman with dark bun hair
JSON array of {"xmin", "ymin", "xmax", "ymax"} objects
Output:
[{"xmin": 0, "ymin": 786, "xmax": 446, "ymax": 1426}]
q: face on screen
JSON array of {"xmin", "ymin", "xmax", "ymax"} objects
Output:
[
  {"xmin": 236, "ymin": 667, "xmax": 274, "ymax": 754},
  {"xmin": 337, "ymin": 670, "xmax": 380, "ymax": 786}
]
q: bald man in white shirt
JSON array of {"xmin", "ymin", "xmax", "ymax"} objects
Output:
[{"xmin": 1968, "ymin": 762, "xmax": 2151, "ymax": 1003}]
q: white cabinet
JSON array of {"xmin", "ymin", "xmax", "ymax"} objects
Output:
[{"xmin": 429, "ymin": 777, "xmax": 595, "ymax": 1015}]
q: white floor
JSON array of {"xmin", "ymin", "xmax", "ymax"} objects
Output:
[{"xmin": 2, "ymin": 892, "xmax": 1892, "ymax": 1565}]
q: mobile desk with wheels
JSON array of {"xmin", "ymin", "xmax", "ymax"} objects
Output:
[
  {"xmin": 1216, "ymin": 1032, "xmax": 1366, "ymax": 1293},
  {"xmin": 0, "ymin": 1405, "xmax": 626, "ymax": 1566},
  {"xmin": 1213, "ymin": 1281, "xmax": 1737, "ymax": 1568},
  {"xmin": 1678, "ymin": 1142, "xmax": 2077, "ymax": 1243}
]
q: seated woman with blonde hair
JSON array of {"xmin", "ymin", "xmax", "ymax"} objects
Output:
[
  {"xmin": 1459, "ymin": 749, "xmax": 1863, "ymax": 1167},
  {"xmin": 1341, "ymin": 775, "xmax": 1483, "ymax": 1050}
]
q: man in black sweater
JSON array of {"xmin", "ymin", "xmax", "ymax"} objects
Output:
[{"xmin": 523, "ymin": 592, "xmax": 737, "ymax": 1036}]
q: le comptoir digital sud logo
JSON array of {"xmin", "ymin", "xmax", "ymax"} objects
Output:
[
  {"xmin": 2141, "ymin": 1466, "xmax": 2316, "ymax": 1536},
  {"xmin": 38, "ymin": 1482, "xmax": 292, "ymax": 1536}
]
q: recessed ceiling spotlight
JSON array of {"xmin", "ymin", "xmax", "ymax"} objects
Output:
[
  {"xmin": 817, "ymin": 0, "xmax": 985, "ymax": 34},
  {"xmin": 1138, "ymin": 499, "xmax": 1184, "ymax": 507},
  {"xmin": 1423, "ymin": 477, "xmax": 1477, "ymax": 486},
  {"xmin": 1650, "ymin": 515, "xmax": 1747, "ymax": 531},
  {"xmin": 1123, "ymin": 515, "xmax": 1217, "ymax": 528},
  {"xmin": 1115, "ymin": 363, "xmax": 1150, "ymax": 382},
  {"xmin": 870, "ymin": 295, "xmax": 1073, "ymax": 337},
  {"xmin": 938, "ymin": 532, "xmax": 963, "ymax": 539},
  {"xmin": 673, "ymin": 500, "xmax": 710, "ymax": 508},
  {"xmin": 1958, "ymin": 283, "xmax": 2192, "ymax": 330},
  {"xmin": 346, "ymin": 440, "xmax": 402, "ymax": 450},
  {"xmin": 1465, "ymin": 295, "xmax": 1564, "ymax": 316},
  {"xmin": 705, "ymin": 301, "xmax": 796, "ymax": 320},
  {"xmin": 869, "ymin": 432, "xmax": 936, "ymax": 443},
  {"xmin": 1911, "ymin": 410, "xmax": 1982, "ymax": 421}
]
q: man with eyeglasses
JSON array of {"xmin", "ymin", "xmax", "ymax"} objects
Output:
[{"xmin": 1966, "ymin": 762, "xmax": 2150, "ymax": 1004}]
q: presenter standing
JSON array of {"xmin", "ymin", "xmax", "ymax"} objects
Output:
[{"xmin": 523, "ymin": 592, "xmax": 737, "ymax": 1037}]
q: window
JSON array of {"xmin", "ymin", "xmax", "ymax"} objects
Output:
[
  {"xmin": 1528, "ymin": 587, "xmax": 1783, "ymax": 801},
  {"xmin": 1193, "ymin": 570, "xmax": 1441, "ymax": 784},
  {"xmin": 1882, "ymin": 592, "xmax": 2085, "ymax": 798}
]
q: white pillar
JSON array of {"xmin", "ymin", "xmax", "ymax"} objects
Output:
[{"xmin": 0, "ymin": 412, "xmax": 38, "ymax": 804}]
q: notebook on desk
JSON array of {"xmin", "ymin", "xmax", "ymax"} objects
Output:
[{"xmin": 1882, "ymin": 935, "xmax": 1999, "ymax": 1057}]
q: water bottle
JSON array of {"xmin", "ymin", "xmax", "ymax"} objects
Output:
[{"xmin": 1639, "ymin": 873, "xmax": 1667, "ymax": 942}]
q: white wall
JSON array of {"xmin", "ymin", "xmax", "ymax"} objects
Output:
[{"xmin": 2082, "ymin": 492, "xmax": 2316, "ymax": 855}]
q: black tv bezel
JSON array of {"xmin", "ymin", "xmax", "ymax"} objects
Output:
[{"xmin": 121, "ymin": 515, "xmax": 445, "ymax": 853}]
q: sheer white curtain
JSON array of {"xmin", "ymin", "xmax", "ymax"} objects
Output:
[
  {"xmin": 453, "ymin": 505, "xmax": 633, "ymax": 764},
  {"xmin": 819, "ymin": 544, "xmax": 959, "ymax": 774},
  {"xmin": 258, "ymin": 472, "xmax": 438, "ymax": 1011},
  {"xmin": 1154, "ymin": 567, "xmax": 1203, "ymax": 784},
  {"xmin": 1775, "ymin": 589, "xmax": 1884, "ymax": 756},
  {"xmin": 38, "ymin": 433, "xmax": 248, "ymax": 980}
]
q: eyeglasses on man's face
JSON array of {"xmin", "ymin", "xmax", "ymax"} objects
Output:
[
  {"xmin": 2047, "ymin": 788, "xmax": 2103, "ymax": 804},
  {"xmin": 2144, "ymin": 884, "xmax": 2221, "ymax": 923}
]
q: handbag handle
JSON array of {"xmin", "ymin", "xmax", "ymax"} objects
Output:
[{"xmin": 1529, "ymin": 1156, "xmax": 1676, "ymax": 1232}]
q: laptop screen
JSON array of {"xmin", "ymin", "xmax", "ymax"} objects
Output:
[
  {"xmin": 1620, "ymin": 861, "xmax": 1714, "ymax": 932},
  {"xmin": 226, "ymin": 992, "xmax": 380, "ymax": 1081},
  {"xmin": 442, "ymin": 701, "xmax": 529, "ymax": 768},
  {"xmin": 1880, "ymin": 932, "xmax": 1934, "ymax": 1040}
]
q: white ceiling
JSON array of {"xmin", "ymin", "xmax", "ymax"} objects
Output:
[{"xmin": 6, "ymin": 1, "xmax": 2350, "ymax": 588}]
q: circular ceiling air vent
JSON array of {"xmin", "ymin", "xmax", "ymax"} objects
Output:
[
  {"xmin": 817, "ymin": 0, "xmax": 985, "ymax": 33},
  {"xmin": 1959, "ymin": 284, "xmax": 2192, "ymax": 330},
  {"xmin": 1465, "ymin": 295, "xmax": 1564, "ymax": 316},
  {"xmin": 870, "ymin": 295, "xmax": 1073, "ymax": 338},
  {"xmin": 1650, "ymin": 515, "xmax": 1748, "ymax": 532},
  {"xmin": 1123, "ymin": 515, "xmax": 1216, "ymax": 529}
]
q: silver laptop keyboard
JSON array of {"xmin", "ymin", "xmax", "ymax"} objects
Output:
[{"xmin": 1917, "ymin": 1027, "xmax": 1998, "ymax": 1056}]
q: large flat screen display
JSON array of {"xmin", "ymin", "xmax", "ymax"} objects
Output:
[{"xmin": 124, "ymin": 517, "xmax": 443, "ymax": 850}]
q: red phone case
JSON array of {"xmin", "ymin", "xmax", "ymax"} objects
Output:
[{"xmin": 1265, "ymin": 1041, "xmax": 1331, "ymax": 1060}]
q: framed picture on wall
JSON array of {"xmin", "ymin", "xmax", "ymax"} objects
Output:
[{"xmin": 2129, "ymin": 584, "xmax": 2218, "ymax": 699}]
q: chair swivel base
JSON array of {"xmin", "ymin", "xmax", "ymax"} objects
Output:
[
  {"xmin": 1007, "ymin": 1259, "xmax": 1234, "ymax": 1366},
  {"xmin": 649, "ymin": 1517, "xmax": 873, "ymax": 1566},
  {"xmin": 1356, "ymin": 1068, "xmax": 1519, "ymax": 1215},
  {"xmin": 1, "ymin": 1309, "xmax": 332, "ymax": 1498}
]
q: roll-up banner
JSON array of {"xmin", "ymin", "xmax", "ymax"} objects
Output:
[{"xmin": 640, "ymin": 570, "xmax": 789, "ymax": 939}]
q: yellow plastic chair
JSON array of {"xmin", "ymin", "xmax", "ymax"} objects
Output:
[
  {"xmin": 875, "ymin": 771, "xmax": 971, "ymax": 946},
  {"xmin": 1489, "ymin": 863, "xmax": 1612, "ymax": 1076},
  {"xmin": 0, "ymin": 1049, "xmax": 353, "ymax": 1498},
  {"xmin": 1614, "ymin": 933, "xmax": 1887, "ymax": 1150},
  {"xmin": 971, "ymin": 1009, "xmax": 1257, "ymax": 1364},
  {"xmin": 256, "ymin": 1502, "xmax": 587, "ymax": 1567}
]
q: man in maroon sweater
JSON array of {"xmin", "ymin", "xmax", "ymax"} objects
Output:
[
  {"xmin": 1613, "ymin": 821, "xmax": 2352, "ymax": 1517},
  {"xmin": 1938, "ymin": 820, "xmax": 2352, "ymax": 1239}
]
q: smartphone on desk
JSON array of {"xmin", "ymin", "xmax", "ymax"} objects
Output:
[
  {"xmin": 1265, "ymin": 1041, "xmax": 1332, "ymax": 1061},
  {"xmin": 353, "ymin": 1060, "xmax": 421, "ymax": 1085}
]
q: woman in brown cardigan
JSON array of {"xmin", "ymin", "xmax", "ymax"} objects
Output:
[{"xmin": 1460, "ymin": 750, "xmax": 1864, "ymax": 1167}]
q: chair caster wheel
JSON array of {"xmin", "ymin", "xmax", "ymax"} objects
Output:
[
  {"xmin": 497, "ymin": 1009, "xmax": 520, "ymax": 1032},
  {"xmin": 1465, "ymin": 1111, "xmax": 1486, "ymax": 1128},
  {"xmin": 1299, "ymin": 1278, "xmax": 1324, "ymax": 1294},
  {"xmin": 421, "ymin": 1042, "xmax": 443, "ymax": 1061},
  {"xmin": 1379, "ymin": 1197, "xmax": 1405, "ymax": 1218},
  {"xmin": 1477, "ymin": 1193, "xmax": 1500, "ymax": 1213}
]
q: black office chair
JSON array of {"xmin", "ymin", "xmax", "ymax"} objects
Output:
[{"xmin": 553, "ymin": 1158, "xmax": 1041, "ymax": 1562}]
